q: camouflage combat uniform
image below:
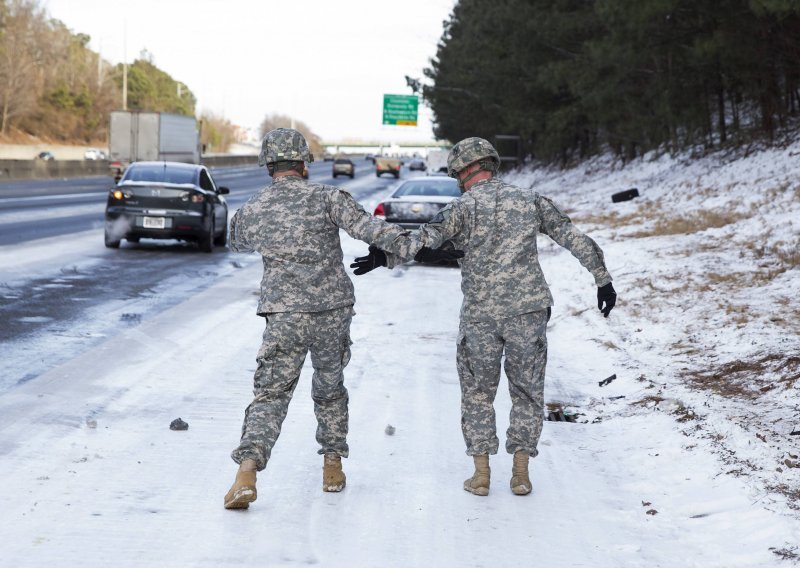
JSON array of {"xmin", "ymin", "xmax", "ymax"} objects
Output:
[
  {"xmin": 385, "ymin": 178, "xmax": 612, "ymax": 456},
  {"xmin": 229, "ymin": 175, "xmax": 406, "ymax": 470}
]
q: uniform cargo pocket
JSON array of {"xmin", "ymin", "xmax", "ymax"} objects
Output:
[{"xmin": 341, "ymin": 335, "xmax": 353, "ymax": 368}]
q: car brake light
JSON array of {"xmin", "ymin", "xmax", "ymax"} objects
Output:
[{"xmin": 373, "ymin": 203, "xmax": 385, "ymax": 218}]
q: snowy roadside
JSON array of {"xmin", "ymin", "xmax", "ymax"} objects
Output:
[{"xmin": 506, "ymin": 139, "xmax": 800, "ymax": 552}]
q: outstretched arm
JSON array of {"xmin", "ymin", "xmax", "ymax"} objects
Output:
[{"xmin": 329, "ymin": 189, "xmax": 466, "ymax": 263}]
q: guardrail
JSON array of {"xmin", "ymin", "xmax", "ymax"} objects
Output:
[{"xmin": 0, "ymin": 155, "xmax": 257, "ymax": 181}]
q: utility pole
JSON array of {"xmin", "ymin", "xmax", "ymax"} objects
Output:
[
  {"xmin": 97, "ymin": 39, "xmax": 103, "ymax": 88},
  {"xmin": 122, "ymin": 22, "xmax": 128, "ymax": 110}
]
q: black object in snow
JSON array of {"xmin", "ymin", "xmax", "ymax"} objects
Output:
[
  {"xmin": 170, "ymin": 418, "xmax": 189, "ymax": 431},
  {"xmin": 611, "ymin": 188, "xmax": 640, "ymax": 203},
  {"xmin": 598, "ymin": 374, "xmax": 617, "ymax": 387}
]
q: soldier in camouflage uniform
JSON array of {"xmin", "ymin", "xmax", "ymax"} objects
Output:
[
  {"xmin": 223, "ymin": 128, "xmax": 458, "ymax": 509},
  {"xmin": 353, "ymin": 138, "xmax": 617, "ymax": 496}
]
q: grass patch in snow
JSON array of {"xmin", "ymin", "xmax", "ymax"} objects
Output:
[{"xmin": 684, "ymin": 353, "xmax": 800, "ymax": 400}]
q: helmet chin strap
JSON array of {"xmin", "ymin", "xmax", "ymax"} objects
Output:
[
  {"xmin": 458, "ymin": 159, "xmax": 497, "ymax": 191},
  {"xmin": 457, "ymin": 169, "xmax": 484, "ymax": 192}
]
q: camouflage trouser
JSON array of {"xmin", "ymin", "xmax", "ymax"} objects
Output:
[
  {"xmin": 231, "ymin": 306, "xmax": 353, "ymax": 471},
  {"xmin": 457, "ymin": 309, "xmax": 549, "ymax": 457}
]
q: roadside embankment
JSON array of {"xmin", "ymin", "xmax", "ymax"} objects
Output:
[{"xmin": 0, "ymin": 155, "xmax": 256, "ymax": 181}]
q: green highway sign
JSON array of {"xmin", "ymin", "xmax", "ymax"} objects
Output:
[{"xmin": 382, "ymin": 94, "xmax": 418, "ymax": 126}]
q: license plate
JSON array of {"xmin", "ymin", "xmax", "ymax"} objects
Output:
[{"xmin": 143, "ymin": 216, "xmax": 165, "ymax": 229}]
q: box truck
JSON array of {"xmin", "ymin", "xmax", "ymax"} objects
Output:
[{"xmin": 108, "ymin": 111, "xmax": 200, "ymax": 181}]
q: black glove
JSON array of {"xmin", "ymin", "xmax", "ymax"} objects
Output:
[
  {"xmin": 597, "ymin": 282, "xmax": 617, "ymax": 318},
  {"xmin": 414, "ymin": 246, "xmax": 465, "ymax": 263},
  {"xmin": 350, "ymin": 245, "xmax": 387, "ymax": 275}
]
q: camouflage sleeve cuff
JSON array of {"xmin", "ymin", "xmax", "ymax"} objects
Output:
[
  {"xmin": 384, "ymin": 251, "xmax": 405, "ymax": 269},
  {"xmin": 594, "ymin": 272, "xmax": 613, "ymax": 287}
]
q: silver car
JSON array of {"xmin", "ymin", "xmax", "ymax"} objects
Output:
[{"xmin": 373, "ymin": 176, "xmax": 460, "ymax": 229}]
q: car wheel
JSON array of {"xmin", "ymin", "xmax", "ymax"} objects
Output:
[
  {"xmin": 376, "ymin": 172, "xmax": 381, "ymax": 177},
  {"xmin": 333, "ymin": 173, "xmax": 337, "ymax": 178},
  {"xmin": 199, "ymin": 221, "xmax": 214, "ymax": 253},
  {"xmin": 213, "ymin": 224, "xmax": 227, "ymax": 247},
  {"xmin": 104, "ymin": 229, "xmax": 120, "ymax": 249},
  {"xmin": 350, "ymin": 173, "xmax": 354, "ymax": 179}
]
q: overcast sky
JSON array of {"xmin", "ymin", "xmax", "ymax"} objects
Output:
[{"xmin": 44, "ymin": 0, "xmax": 456, "ymax": 143}]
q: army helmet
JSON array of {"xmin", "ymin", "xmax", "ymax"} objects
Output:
[
  {"xmin": 258, "ymin": 127, "xmax": 315, "ymax": 167},
  {"xmin": 446, "ymin": 137, "xmax": 500, "ymax": 178}
]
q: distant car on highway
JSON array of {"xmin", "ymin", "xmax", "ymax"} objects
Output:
[
  {"xmin": 35, "ymin": 151, "xmax": 54, "ymax": 161},
  {"xmin": 332, "ymin": 158, "xmax": 355, "ymax": 179},
  {"xmin": 373, "ymin": 176, "xmax": 460, "ymax": 229},
  {"xmin": 375, "ymin": 156, "xmax": 401, "ymax": 178},
  {"xmin": 323, "ymin": 153, "xmax": 334, "ymax": 162},
  {"xmin": 104, "ymin": 161, "xmax": 229, "ymax": 252},
  {"xmin": 408, "ymin": 158, "xmax": 427, "ymax": 172},
  {"xmin": 84, "ymin": 148, "xmax": 107, "ymax": 160}
]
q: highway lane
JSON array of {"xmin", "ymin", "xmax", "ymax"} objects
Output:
[
  {"xmin": 0, "ymin": 158, "xmax": 387, "ymax": 245},
  {"xmin": 0, "ymin": 158, "xmax": 405, "ymax": 391}
]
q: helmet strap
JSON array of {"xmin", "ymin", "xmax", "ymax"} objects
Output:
[{"xmin": 457, "ymin": 159, "xmax": 496, "ymax": 191}]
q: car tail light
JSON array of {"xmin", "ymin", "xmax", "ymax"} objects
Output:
[
  {"xmin": 191, "ymin": 194, "xmax": 205, "ymax": 203},
  {"xmin": 112, "ymin": 190, "xmax": 124, "ymax": 200},
  {"xmin": 373, "ymin": 203, "xmax": 385, "ymax": 218},
  {"xmin": 111, "ymin": 189, "xmax": 132, "ymax": 200}
]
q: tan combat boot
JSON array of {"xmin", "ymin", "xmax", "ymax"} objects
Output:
[
  {"xmin": 463, "ymin": 454, "xmax": 490, "ymax": 496},
  {"xmin": 224, "ymin": 459, "xmax": 258, "ymax": 509},
  {"xmin": 510, "ymin": 451, "xmax": 532, "ymax": 495},
  {"xmin": 323, "ymin": 453, "xmax": 346, "ymax": 492}
]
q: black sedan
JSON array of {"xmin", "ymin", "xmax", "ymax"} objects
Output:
[
  {"xmin": 104, "ymin": 161, "xmax": 230, "ymax": 252},
  {"xmin": 373, "ymin": 176, "xmax": 461, "ymax": 229}
]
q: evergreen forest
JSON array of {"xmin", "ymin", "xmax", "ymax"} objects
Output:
[{"xmin": 422, "ymin": 0, "xmax": 800, "ymax": 164}]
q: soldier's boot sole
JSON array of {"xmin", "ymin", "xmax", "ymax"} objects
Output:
[
  {"xmin": 224, "ymin": 487, "xmax": 257, "ymax": 509},
  {"xmin": 463, "ymin": 479, "xmax": 490, "ymax": 496},
  {"xmin": 510, "ymin": 477, "xmax": 532, "ymax": 496},
  {"xmin": 323, "ymin": 480, "xmax": 346, "ymax": 492},
  {"xmin": 224, "ymin": 469, "xmax": 257, "ymax": 510}
]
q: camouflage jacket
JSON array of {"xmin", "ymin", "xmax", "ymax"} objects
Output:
[
  {"xmin": 230, "ymin": 175, "xmax": 406, "ymax": 315},
  {"xmin": 385, "ymin": 178, "xmax": 612, "ymax": 322}
]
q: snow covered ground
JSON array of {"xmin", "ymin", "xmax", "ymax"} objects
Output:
[{"xmin": 0, "ymin": 139, "xmax": 798, "ymax": 566}]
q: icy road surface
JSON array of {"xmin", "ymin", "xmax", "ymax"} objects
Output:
[{"xmin": 1, "ymin": 148, "xmax": 799, "ymax": 566}]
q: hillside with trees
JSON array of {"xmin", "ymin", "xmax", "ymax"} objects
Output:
[
  {"xmin": 423, "ymin": 0, "xmax": 800, "ymax": 164},
  {"xmin": 0, "ymin": 0, "xmax": 240, "ymax": 152}
]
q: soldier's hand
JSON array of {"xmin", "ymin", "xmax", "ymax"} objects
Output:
[
  {"xmin": 414, "ymin": 246, "xmax": 465, "ymax": 263},
  {"xmin": 597, "ymin": 282, "xmax": 617, "ymax": 317},
  {"xmin": 350, "ymin": 245, "xmax": 388, "ymax": 275}
]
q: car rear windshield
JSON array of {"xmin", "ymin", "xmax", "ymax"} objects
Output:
[
  {"xmin": 334, "ymin": 159, "xmax": 351, "ymax": 164},
  {"xmin": 123, "ymin": 164, "xmax": 197, "ymax": 185},
  {"xmin": 393, "ymin": 180, "xmax": 460, "ymax": 197}
]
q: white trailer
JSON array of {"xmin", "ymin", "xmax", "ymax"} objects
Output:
[
  {"xmin": 425, "ymin": 149, "xmax": 450, "ymax": 174},
  {"xmin": 109, "ymin": 111, "xmax": 200, "ymax": 179}
]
